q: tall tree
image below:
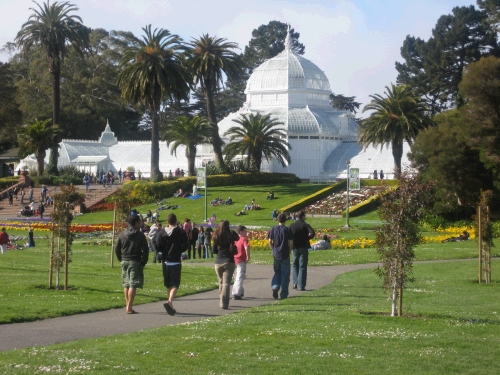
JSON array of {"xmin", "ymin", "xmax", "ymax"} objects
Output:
[
  {"xmin": 223, "ymin": 113, "xmax": 291, "ymax": 172},
  {"xmin": 359, "ymin": 84, "xmax": 434, "ymax": 179},
  {"xmin": 188, "ymin": 34, "xmax": 242, "ymax": 169},
  {"xmin": 17, "ymin": 118, "xmax": 61, "ymax": 175},
  {"xmin": 161, "ymin": 115, "xmax": 211, "ymax": 176},
  {"xmin": 396, "ymin": 5, "xmax": 499, "ymax": 114},
  {"xmin": 15, "ymin": 0, "xmax": 90, "ymax": 174},
  {"xmin": 330, "ymin": 93, "xmax": 362, "ymax": 114},
  {"xmin": 459, "ymin": 55, "xmax": 500, "ymax": 190},
  {"xmin": 409, "ymin": 109, "xmax": 493, "ymax": 219},
  {"xmin": 477, "ymin": 0, "xmax": 500, "ymax": 32},
  {"xmin": 117, "ymin": 25, "xmax": 191, "ymax": 182},
  {"xmin": 243, "ymin": 21, "xmax": 304, "ymax": 74},
  {"xmin": 0, "ymin": 62, "xmax": 22, "ymax": 152}
]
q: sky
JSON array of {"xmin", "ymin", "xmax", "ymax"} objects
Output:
[{"xmin": 0, "ymin": 0, "xmax": 477, "ymax": 117}]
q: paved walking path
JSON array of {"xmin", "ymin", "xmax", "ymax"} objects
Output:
[{"xmin": 0, "ymin": 263, "xmax": 379, "ymax": 352}]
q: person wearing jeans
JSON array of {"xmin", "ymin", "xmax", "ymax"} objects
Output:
[
  {"xmin": 268, "ymin": 214, "xmax": 294, "ymax": 300},
  {"xmin": 290, "ymin": 211, "xmax": 315, "ymax": 291},
  {"xmin": 213, "ymin": 220, "xmax": 239, "ymax": 309},
  {"xmin": 232, "ymin": 225, "xmax": 250, "ymax": 300}
]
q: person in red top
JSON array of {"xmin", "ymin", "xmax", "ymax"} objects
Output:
[
  {"xmin": 232, "ymin": 225, "xmax": 250, "ymax": 300},
  {"xmin": 0, "ymin": 228, "xmax": 10, "ymax": 254}
]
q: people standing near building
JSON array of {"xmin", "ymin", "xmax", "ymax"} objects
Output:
[
  {"xmin": 38, "ymin": 202, "xmax": 45, "ymax": 219},
  {"xmin": 8, "ymin": 190, "xmax": 13, "ymax": 206},
  {"xmin": 204, "ymin": 227, "xmax": 213, "ymax": 258},
  {"xmin": 114, "ymin": 215, "xmax": 149, "ymax": 314},
  {"xmin": 213, "ymin": 220, "xmax": 239, "ymax": 309},
  {"xmin": 379, "ymin": 170, "xmax": 384, "ymax": 180},
  {"xmin": 197, "ymin": 226, "xmax": 205, "ymax": 259},
  {"xmin": 289, "ymin": 211, "xmax": 315, "ymax": 291},
  {"xmin": 83, "ymin": 174, "xmax": 90, "ymax": 191},
  {"xmin": 118, "ymin": 169, "xmax": 122, "ymax": 183},
  {"xmin": 0, "ymin": 228, "xmax": 10, "ymax": 254},
  {"xmin": 232, "ymin": 225, "xmax": 250, "ymax": 300},
  {"xmin": 268, "ymin": 213, "xmax": 294, "ymax": 300},
  {"xmin": 156, "ymin": 213, "xmax": 187, "ymax": 316}
]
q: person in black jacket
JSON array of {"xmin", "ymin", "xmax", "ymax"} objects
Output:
[
  {"xmin": 289, "ymin": 211, "xmax": 315, "ymax": 291},
  {"xmin": 156, "ymin": 213, "xmax": 188, "ymax": 315},
  {"xmin": 115, "ymin": 215, "xmax": 149, "ymax": 314},
  {"xmin": 213, "ymin": 220, "xmax": 239, "ymax": 309}
]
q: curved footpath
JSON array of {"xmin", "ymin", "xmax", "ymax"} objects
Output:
[{"xmin": 0, "ymin": 260, "xmax": 470, "ymax": 352}]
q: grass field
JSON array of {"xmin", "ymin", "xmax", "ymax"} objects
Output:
[
  {"xmin": 1, "ymin": 260, "xmax": 499, "ymax": 374},
  {"xmin": 1, "ymin": 229, "xmax": 497, "ymax": 324},
  {"xmin": 73, "ymin": 183, "xmax": 333, "ymax": 226}
]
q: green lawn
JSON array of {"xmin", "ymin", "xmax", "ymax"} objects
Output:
[
  {"xmin": 73, "ymin": 183, "xmax": 332, "ymax": 225},
  {"xmin": 1, "ymin": 260, "xmax": 499, "ymax": 374},
  {"xmin": 0, "ymin": 236, "xmax": 217, "ymax": 324}
]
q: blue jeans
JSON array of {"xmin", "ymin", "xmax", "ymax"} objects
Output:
[
  {"xmin": 292, "ymin": 247, "xmax": 309, "ymax": 289},
  {"xmin": 272, "ymin": 258, "xmax": 290, "ymax": 299}
]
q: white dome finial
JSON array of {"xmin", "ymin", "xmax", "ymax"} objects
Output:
[{"xmin": 285, "ymin": 24, "xmax": 292, "ymax": 51}]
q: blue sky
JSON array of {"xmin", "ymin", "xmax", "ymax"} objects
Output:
[{"xmin": 0, "ymin": 0, "xmax": 477, "ymax": 115}]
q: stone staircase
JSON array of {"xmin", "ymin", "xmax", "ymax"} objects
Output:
[{"xmin": 0, "ymin": 183, "xmax": 119, "ymax": 220}]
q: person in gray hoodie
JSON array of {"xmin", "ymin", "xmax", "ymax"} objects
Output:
[{"xmin": 115, "ymin": 215, "xmax": 149, "ymax": 314}]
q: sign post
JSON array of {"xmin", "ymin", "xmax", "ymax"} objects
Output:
[{"xmin": 197, "ymin": 167, "xmax": 207, "ymax": 222}]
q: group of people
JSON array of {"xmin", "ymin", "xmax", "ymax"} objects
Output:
[
  {"xmin": 115, "ymin": 208, "xmax": 319, "ymax": 314},
  {"xmin": 373, "ymin": 170, "xmax": 385, "ymax": 179}
]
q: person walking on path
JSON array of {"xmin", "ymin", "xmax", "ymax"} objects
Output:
[
  {"xmin": 0, "ymin": 228, "xmax": 10, "ymax": 254},
  {"xmin": 20, "ymin": 188, "xmax": 25, "ymax": 205},
  {"xmin": 8, "ymin": 190, "xmax": 13, "ymax": 206},
  {"xmin": 213, "ymin": 220, "xmax": 239, "ymax": 309},
  {"xmin": 41, "ymin": 185, "xmax": 48, "ymax": 203},
  {"xmin": 83, "ymin": 174, "xmax": 90, "ymax": 191},
  {"xmin": 28, "ymin": 187, "xmax": 33, "ymax": 203},
  {"xmin": 114, "ymin": 215, "xmax": 149, "ymax": 314},
  {"xmin": 232, "ymin": 225, "xmax": 250, "ymax": 300},
  {"xmin": 268, "ymin": 214, "xmax": 294, "ymax": 300},
  {"xmin": 289, "ymin": 211, "xmax": 315, "ymax": 291},
  {"xmin": 156, "ymin": 213, "xmax": 188, "ymax": 316}
]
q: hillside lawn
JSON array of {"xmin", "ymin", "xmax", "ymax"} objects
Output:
[{"xmin": 1, "ymin": 260, "xmax": 499, "ymax": 374}]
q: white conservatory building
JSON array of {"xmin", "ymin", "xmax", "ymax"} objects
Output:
[{"xmin": 19, "ymin": 30, "xmax": 409, "ymax": 180}]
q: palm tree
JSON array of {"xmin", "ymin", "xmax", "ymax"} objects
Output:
[
  {"xmin": 359, "ymin": 84, "xmax": 434, "ymax": 179},
  {"xmin": 162, "ymin": 116, "xmax": 212, "ymax": 176},
  {"xmin": 117, "ymin": 25, "xmax": 191, "ymax": 182},
  {"xmin": 15, "ymin": 1, "xmax": 90, "ymax": 174},
  {"xmin": 223, "ymin": 113, "xmax": 291, "ymax": 172},
  {"xmin": 188, "ymin": 34, "xmax": 242, "ymax": 169},
  {"xmin": 17, "ymin": 119, "xmax": 62, "ymax": 175}
]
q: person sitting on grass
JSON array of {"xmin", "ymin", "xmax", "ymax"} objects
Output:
[
  {"xmin": 267, "ymin": 190, "xmax": 275, "ymax": 200},
  {"xmin": 272, "ymin": 209, "xmax": 278, "ymax": 221},
  {"xmin": 309, "ymin": 234, "xmax": 332, "ymax": 251}
]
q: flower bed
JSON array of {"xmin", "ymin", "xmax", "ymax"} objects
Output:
[
  {"xmin": 303, "ymin": 187, "xmax": 387, "ymax": 215},
  {"xmin": 0, "ymin": 221, "xmax": 113, "ymax": 233}
]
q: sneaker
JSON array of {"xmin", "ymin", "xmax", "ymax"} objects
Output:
[
  {"xmin": 233, "ymin": 295, "xmax": 242, "ymax": 300},
  {"xmin": 293, "ymin": 284, "xmax": 298, "ymax": 289},
  {"xmin": 300, "ymin": 288, "xmax": 306, "ymax": 291},
  {"xmin": 272, "ymin": 289, "xmax": 279, "ymax": 299}
]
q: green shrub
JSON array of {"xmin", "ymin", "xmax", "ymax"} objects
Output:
[{"xmin": 0, "ymin": 176, "xmax": 22, "ymax": 191}]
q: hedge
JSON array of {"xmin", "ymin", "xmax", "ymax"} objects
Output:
[
  {"xmin": 113, "ymin": 172, "xmax": 301, "ymax": 205},
  {"xmin": 0, "ymin": 176, "xmax": 22, "ymax": 191}
]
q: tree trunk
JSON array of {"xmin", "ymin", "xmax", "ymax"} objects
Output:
[
  {"xmin": 204, "ymin": 80, "xmax": 225, "ymax": 169},
  {"xmin": 391, "ymin": 283, "xmax": 398, "ymax": 317},
  {"xmin": 392, "ymin": 140, "xmax": 403, "ymax": 179},
  {"xmin": 150, "ymin": 107, "xmax": 162, "ymax": 182},
  {"xmin": 186, "ymin": 145, "xmax": 197, "ymax": 176},
  {"xmin": 37, "ymin": 152, "xmax": 46, "ymax": 176},
  {"xmin": 47, "ymin": 71, "xmax": 60, "ymax": 175}
]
